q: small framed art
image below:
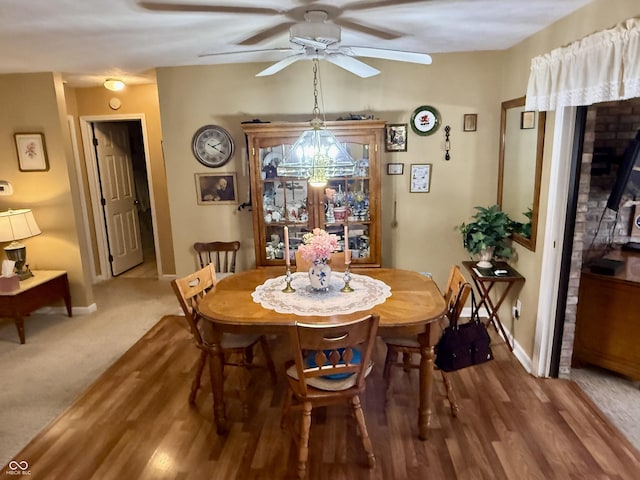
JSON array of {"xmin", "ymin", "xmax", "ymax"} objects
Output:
[
  {"xmin": 463, "ymin": 114, "xmax": 477, "ymax": 132},
  {"xmin": 387, "ymin": 163, "xmax": 404, "ymax": 175},
  {"xmin": 195, "ymin": 172, "xmax": 238, "ymax": 205},
  {"xmin": 385, "ymin": 123, "xmax": 408, "ymax": 152},
  {"xmin": 14, "ymin": 133, "xmax": 49, "ymax": 171},
  {"xmin": 521, "ymin": 111, "xmax": 536, "ymax": 129},
  {"xmin": 410, "ymin": 164, "xmax": 432, "ymax": 193}
]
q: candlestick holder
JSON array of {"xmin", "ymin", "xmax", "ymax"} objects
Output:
[
  {"xmin": 282, "ymin": 266, "xmax": 296, "ymax": 293},
  {"xmin": 341, "ymin": 263, "xmax": 354, "ymax": 293}
]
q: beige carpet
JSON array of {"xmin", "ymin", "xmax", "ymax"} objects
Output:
[
  {"xmin": 0, "ymin": 275, "xmax": 179, "ymax": 468},
  {"xmin": 570, "ymin": 366, "xmax": 640, "ymax": 450},
  {"xmin": 1, "ymin": 272, "xmax": 638, "ymax": 469}
]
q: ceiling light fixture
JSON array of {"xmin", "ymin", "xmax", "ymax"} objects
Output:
[
  {"xmin": 277, "ymin": 57, "xmax": 355, "ymax": 188},
  {"xmin": 103, "ymin": 78, "xmax": 125, "ymax": 91}
]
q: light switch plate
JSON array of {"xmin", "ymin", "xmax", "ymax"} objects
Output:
[{"xmin": 0, "ymin": 180, "xmax": 14, "ymax": 196}]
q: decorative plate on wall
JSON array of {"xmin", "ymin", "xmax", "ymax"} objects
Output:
[{"xmin": 410, "ymin": 105, "xmax": 441, "ymax": 136}]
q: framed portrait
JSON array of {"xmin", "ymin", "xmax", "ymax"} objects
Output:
[
  {"xmin": 14, "ymin": 133, "xmax": 49, "ymax": 171},
  {"xmin": 410, "ymin": 164, "xmax": 432, "ymax": 193},
  {"xmin": 521, "ymin": 111, "xmax": 536, "ymax": 129},
  {"xmin": 195, "ymin": 172, "xmax": 238, "ymax": 205},
  {"xmin": 463, "ymin": 114, "xmax": 477, "ymax": 132},
  {"xmin": 387, "ymin": 163, "xmax": 404, "ymax": 175},
  {"xmin": 385, "ymin": 123, "xmax": 408, "ymax": 152}
]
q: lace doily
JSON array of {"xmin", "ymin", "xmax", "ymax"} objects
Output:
[{"xmin": 251, "ymin": 272, "xmax": 391, "ymax": 316}]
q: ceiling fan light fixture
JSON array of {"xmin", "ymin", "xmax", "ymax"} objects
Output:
[
  {"xmin": 103, "ymin": 78, "xmax": 125, "ymax": 91},
  {"xmin": 277, "ymin": 59, "xmax": 355, "ymax": 187}
]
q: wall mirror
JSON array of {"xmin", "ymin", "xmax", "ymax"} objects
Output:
[{"xmin": 497, "ymin": 96, "xmax": 546, "ymax": 251}]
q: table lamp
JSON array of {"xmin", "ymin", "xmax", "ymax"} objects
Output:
[{"xmin": 0, "ymin": 209, "xmax": 41, "ymax": 280}]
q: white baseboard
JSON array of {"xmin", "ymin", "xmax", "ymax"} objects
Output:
[{"xmin": 34, "ymin": 303, "xmax": 98, "ymax": 316}]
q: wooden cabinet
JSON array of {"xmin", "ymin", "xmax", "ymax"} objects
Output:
[
  {"xmin": 242, "ymin": 120, "xmax": 385, "ymax": 268},
  {"xmin": 573, "ymin": 253, "xmax": 640, "ymax": 380}
]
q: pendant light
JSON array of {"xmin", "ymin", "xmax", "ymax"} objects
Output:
[{"xmin": 277, "ymin": 57, "xmax": 355, "ymax": 187}]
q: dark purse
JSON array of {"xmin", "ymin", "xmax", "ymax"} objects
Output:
[{"xmin": 435, "ymin": 286, "xmax": 494, "ymax": 372}]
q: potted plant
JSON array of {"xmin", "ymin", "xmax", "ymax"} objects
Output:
[{"xmin": 458, "ymin": 205, "xmax": 514, "ymax": 267}]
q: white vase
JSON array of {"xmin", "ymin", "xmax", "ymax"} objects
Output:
[
  {"xmin": 476, "ymin": 247, "xmax": 493, "ymax": 268},
  {"xmin": 477, "ymin": 247, "xmax": 494, "ymax": 268},
  {"xmin": 308, "ymin": 259, "xmax": 332, "ymax": 291}
]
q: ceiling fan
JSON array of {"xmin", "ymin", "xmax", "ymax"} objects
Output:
[
  {"xmin": 139, "ymin": 2, "xmax": 432, "ymax": 77},
  {"xmin": 204, "ymin": 10, "xmax": 432, "ymax": 78}
]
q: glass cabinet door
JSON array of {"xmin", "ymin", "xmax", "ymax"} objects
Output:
[
  {"xmin": 260, "ymin": 145, "xmax": 310, "ymax": 264},
  {"xmin": 322, "ymin": 143, "xmax": 371, "ymax": 263}
]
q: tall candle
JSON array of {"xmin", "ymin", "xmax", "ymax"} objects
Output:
[
  {"xmin": 284, "ymin": 226, "xmax": 290, "ymax": 266},
  {"xmin": 344, "ymin": 225, "xmax": 350, "ymax": 264}
]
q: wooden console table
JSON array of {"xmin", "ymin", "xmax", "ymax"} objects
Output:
[
  {"xmin": 0, "ymin": 270, "xmax": 71, "ymax": 344},
  {"xmin": 462, "ymin": 261, "xmax": 525, "ymax": 351},
  {"xmin": 573, "ymin": 252, "xmax": 640, "ymax": 380}
]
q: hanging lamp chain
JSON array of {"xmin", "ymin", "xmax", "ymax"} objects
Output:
[{"xmin": 312, "ymin": 58, "xmax": 320, "ymax": 118}]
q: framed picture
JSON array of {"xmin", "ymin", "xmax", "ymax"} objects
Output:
[
  {"xmin": 410, "ymin": 164, "xmax": 432, "ymax": 193},
  {"xmin": 387, "ymin": 163, "xmax": 404, "ymax": 175},
  {"xmin": 521, "ymin": 111, "xmax": 536, "ymax": 129},
  {"xmin": 195, "ymin": 172, "xmax": 237, "ymax": 205},
  {"xmin": 14, "ymin": 133, "xmax": 49, "ymax": 171},
  {"xmin": 463, "ymin": 114, "xmax": 477, "ymax": 132},
  {"xmin": 385, "ymin": 123, "xmax": 408, "ymax": 152}
]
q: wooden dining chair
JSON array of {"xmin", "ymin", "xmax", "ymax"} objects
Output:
[
  {"xmin": 281, "ymin": 314, "xmax": 379, "ymax": 479},
  {"xmin": 382, "ymin": 265, "xmax": 471, "ymax": 417},
  {"xmin": 194, "ymin": 241, "xmax": 240, "ymax": 273},
  {"xmin": 171, "ymin": 263, "xmax": 277, "ymax": 419},
  {"xmin": 294, "ymin": 250, "xmax": 347, "ymax": 272}
]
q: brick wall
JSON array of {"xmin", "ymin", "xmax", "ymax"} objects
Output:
[{"xmin": 559, "ymin": 98, "xmax": 640, "ymax": 378}]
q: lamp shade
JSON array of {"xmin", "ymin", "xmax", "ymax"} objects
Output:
[
  {"xmin": 0, "ymin": 209, "xmax": 41, "ymax": 242},
  {"xmin": 277, "ymin": 121, "xmax": 356, "ymax": 187}
]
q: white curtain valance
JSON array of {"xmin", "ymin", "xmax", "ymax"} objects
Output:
[{"xmin": 525, "ymin": 17, "xmax": 640, "ymax": 111}]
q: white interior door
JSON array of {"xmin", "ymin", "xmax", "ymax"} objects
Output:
[{"xmin": 94, "ymin": 122, "xmax": 143, "ymax": 275}]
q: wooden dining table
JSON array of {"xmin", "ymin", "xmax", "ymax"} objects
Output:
[{"xmin": 197, "ymin": 267, "xmax": 447, "ymax": 440}]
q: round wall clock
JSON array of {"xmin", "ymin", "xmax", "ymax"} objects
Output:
[
  {"xmin": 191, "ymin": 125, "xmax": 235, "ymax": 168},
  {"xmin": 410, "ymin": 105, "xmax": 441, "ymax": 136}
]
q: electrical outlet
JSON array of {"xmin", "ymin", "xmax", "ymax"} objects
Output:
[{"xmin": 513, "ymin": 299, "xmax": 522, "ymax": 319}]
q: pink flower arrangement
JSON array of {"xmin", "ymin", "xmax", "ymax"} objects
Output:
[{"xmin": 298, "ymin": 228, "xmax": 339, "ymax": 263}]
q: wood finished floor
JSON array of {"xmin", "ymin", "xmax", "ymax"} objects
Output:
[{"xmin": 4, "ymin": 315, "xmax": 639, "ymax": 480}]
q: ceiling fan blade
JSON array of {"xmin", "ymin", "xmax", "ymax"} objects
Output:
[
  {"xmin": 238, "ymin": 22, "xmax": 296, "ymax": 46},
  {"xmin": 340, "ymin": 46, "xmax": 432, "ymax": 64},
  {"xmin": 198, "ymin": 48, "xmax": 294, "ymax": 59},
  {"xmin": 256, "ymin": 53, "xmax": 306, "ymax": 77},
  {"xmin": 343, "ymin": 0, "xmax": 431, "ymax": 12},
  {"xmin": 336, "ymin": 18, "xmax": 403, "ymax": 41},
  {"xmin": 139, "ymin": 2, "xmax": 281, "ymax": 15},
  {"xmin": 324, "ymin": 53, "xmax": 380, "ymax": 78}
]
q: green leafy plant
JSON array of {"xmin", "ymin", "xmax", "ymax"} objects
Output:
[
  {"xmin": 511, "ymin": 208, "xmax": 533, "ymax": 238},
  {"xmin": 458, "ymin": 205, "xmax": 514, "ymax": 259}
]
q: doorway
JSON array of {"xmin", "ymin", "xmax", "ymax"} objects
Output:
[{"xmin": 79, "ymin": 115, "xmax": 159, "ymax": 281}]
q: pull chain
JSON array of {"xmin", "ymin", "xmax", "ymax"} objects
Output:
[
  {"xmin": 444, "ymin": 125, "xmax": 451, "ymax": 161},
  {"xmin": 312, "ymin": 58, "xmax": 320, "ymax": 118}
]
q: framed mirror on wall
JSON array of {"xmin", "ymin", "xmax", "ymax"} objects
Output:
[{"xmin": 497, "ymin": 96, "xmax": 546, "ymax": 251}]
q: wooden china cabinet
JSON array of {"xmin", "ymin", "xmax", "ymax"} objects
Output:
[{"xmin": 242, "ymin": 120, "xmax": 385, "ymax": 268}]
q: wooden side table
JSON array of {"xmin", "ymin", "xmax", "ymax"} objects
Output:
[
  {"xmin": 462, "ymin": 261, "xmax": 524, "ymax": 351},
  {"xmin": 0, "ymin": 270, "xmax": 71, "ymax": 344}
]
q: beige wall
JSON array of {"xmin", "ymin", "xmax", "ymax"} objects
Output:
[
  {"xmin": 157, "ymin": 52, "xmax": 504, "ymax": 286},
  {"xmin": 70, "ymin": 84, "xmax": 175, "ymax": 276},
  {"xmin": 0, "ymin": 0, "xmax": 635, "ymax": 360},
  {"xmin": 157, "ymin": 0, "xmax": 639, "ymax": 363},
  {"xmin": 495, "ymin": 0, "xmax": 639, "ymax": 357},
  {"xmin": 0, "ymin": 72, "xmax": 93, "ymax": 306}
]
